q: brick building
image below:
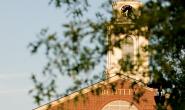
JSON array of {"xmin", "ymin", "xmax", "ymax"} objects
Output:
[
  {"xmin": 34, "ymin": 0, "xmax": 156, "ymax": 110},
  {"xmin": 34, "ymin": 75, "xmax": 156, "ymax": 110}
]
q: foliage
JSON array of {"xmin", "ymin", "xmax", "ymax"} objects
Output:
[
  {"xmin": 138, "ymin": 1, "xmax": 185, "ymax": 109},
  {"xmin": 29, "ymin": 0, "xmax": 185, "ymax": 109}
]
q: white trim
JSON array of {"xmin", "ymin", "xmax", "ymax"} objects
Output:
[{"xmin": 34, "ymin": 74, "xmax": 154, "ymax": 110}]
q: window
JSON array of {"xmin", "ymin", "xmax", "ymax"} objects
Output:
[
  {"xmin": 101, "ymin": 100, "xmax": 138, "ymax": 110},
  {"xmin": 122, "ymin": 36, "xmax": 134, "ymax": 58}
]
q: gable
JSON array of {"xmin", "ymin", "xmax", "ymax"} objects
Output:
[{"xmin": 34, "ymin": 75, "xmax": 156, "ymax": 110}]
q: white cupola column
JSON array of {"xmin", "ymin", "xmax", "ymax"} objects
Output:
[{"xmin": 106, "ymin": 0, "xmax": 150, "ymax": 84}]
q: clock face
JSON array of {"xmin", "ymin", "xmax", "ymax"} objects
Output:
[
  {"xmin": 121, "ymin": 5, "xmax": 132, "ymax": 13},
  {"xmin": 121, "ymin": 5, "xmax": 133, "ymax": 16}
]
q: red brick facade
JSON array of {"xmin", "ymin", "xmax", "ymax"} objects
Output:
[{"xmin": 36, "ymin": 78, "xmax": 156, "ymax": 110}]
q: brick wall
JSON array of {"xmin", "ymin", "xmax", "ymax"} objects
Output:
[{"xmin": 48, "ymin": 79, "xmax": 155, "ymax": 110}]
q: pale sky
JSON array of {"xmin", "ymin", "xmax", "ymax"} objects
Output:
[
  {"xmin": 0, "ymin": 0, "xmax": 147, "ymax": 110},
  {"xmin": 0, "ymin": 0, "xmax": 65, "ymax": 109}
]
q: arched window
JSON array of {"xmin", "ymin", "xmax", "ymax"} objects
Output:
[
  {"xmin": 101, "ymin": 100, "xmax": 138, "ymax": 110},
  {"xmin": 122, "ymin": 36, "xmax": 134, "ymax": 58}
]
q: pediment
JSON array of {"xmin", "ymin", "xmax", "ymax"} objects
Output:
[{"xmin": 34, "ymin": 75, "xmax": 155, "ymax": 110}]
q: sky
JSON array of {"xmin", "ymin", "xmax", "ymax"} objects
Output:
[
  {"xmin": 0, "ymin": 0, "xmax": 148, "ymax": 110},
  {"xmin": 0, "ymin": 0, "xmax": 65, "ymax": 110}
]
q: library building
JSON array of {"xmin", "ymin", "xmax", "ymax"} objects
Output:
[{"xmin": 34, "ymin": 0, "xmax": 158, "ymax": 110}]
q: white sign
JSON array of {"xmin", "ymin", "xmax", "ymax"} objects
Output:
[{"xmin": 101, "ymin": 89, "xmax": 133, "ymax": 95}]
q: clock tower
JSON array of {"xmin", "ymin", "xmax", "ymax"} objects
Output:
[
  {"xmin": 106, "ymin": 0, "xmax": 150, "ymax": 84},
  {"xmin": 34, "ymin": 1, "xmax": 156, "ymax": 110}
]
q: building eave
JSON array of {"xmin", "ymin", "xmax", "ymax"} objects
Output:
[{"xmin": 34, "ymin": 74, "xmax": 154, "ymax": 110}]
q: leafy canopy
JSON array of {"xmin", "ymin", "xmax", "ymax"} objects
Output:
[{"xmin": 29, "ymin": 0, "xmax": 185, "ymax": 109}]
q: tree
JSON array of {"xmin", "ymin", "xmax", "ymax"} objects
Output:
[{"xmin": 29, "ymin": 0, "xmax": 185, "ymax": 109}]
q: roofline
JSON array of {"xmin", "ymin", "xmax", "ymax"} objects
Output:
[{"xmin": 33, "ymin": 74, "xmax": 154, "ymax": 110}]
